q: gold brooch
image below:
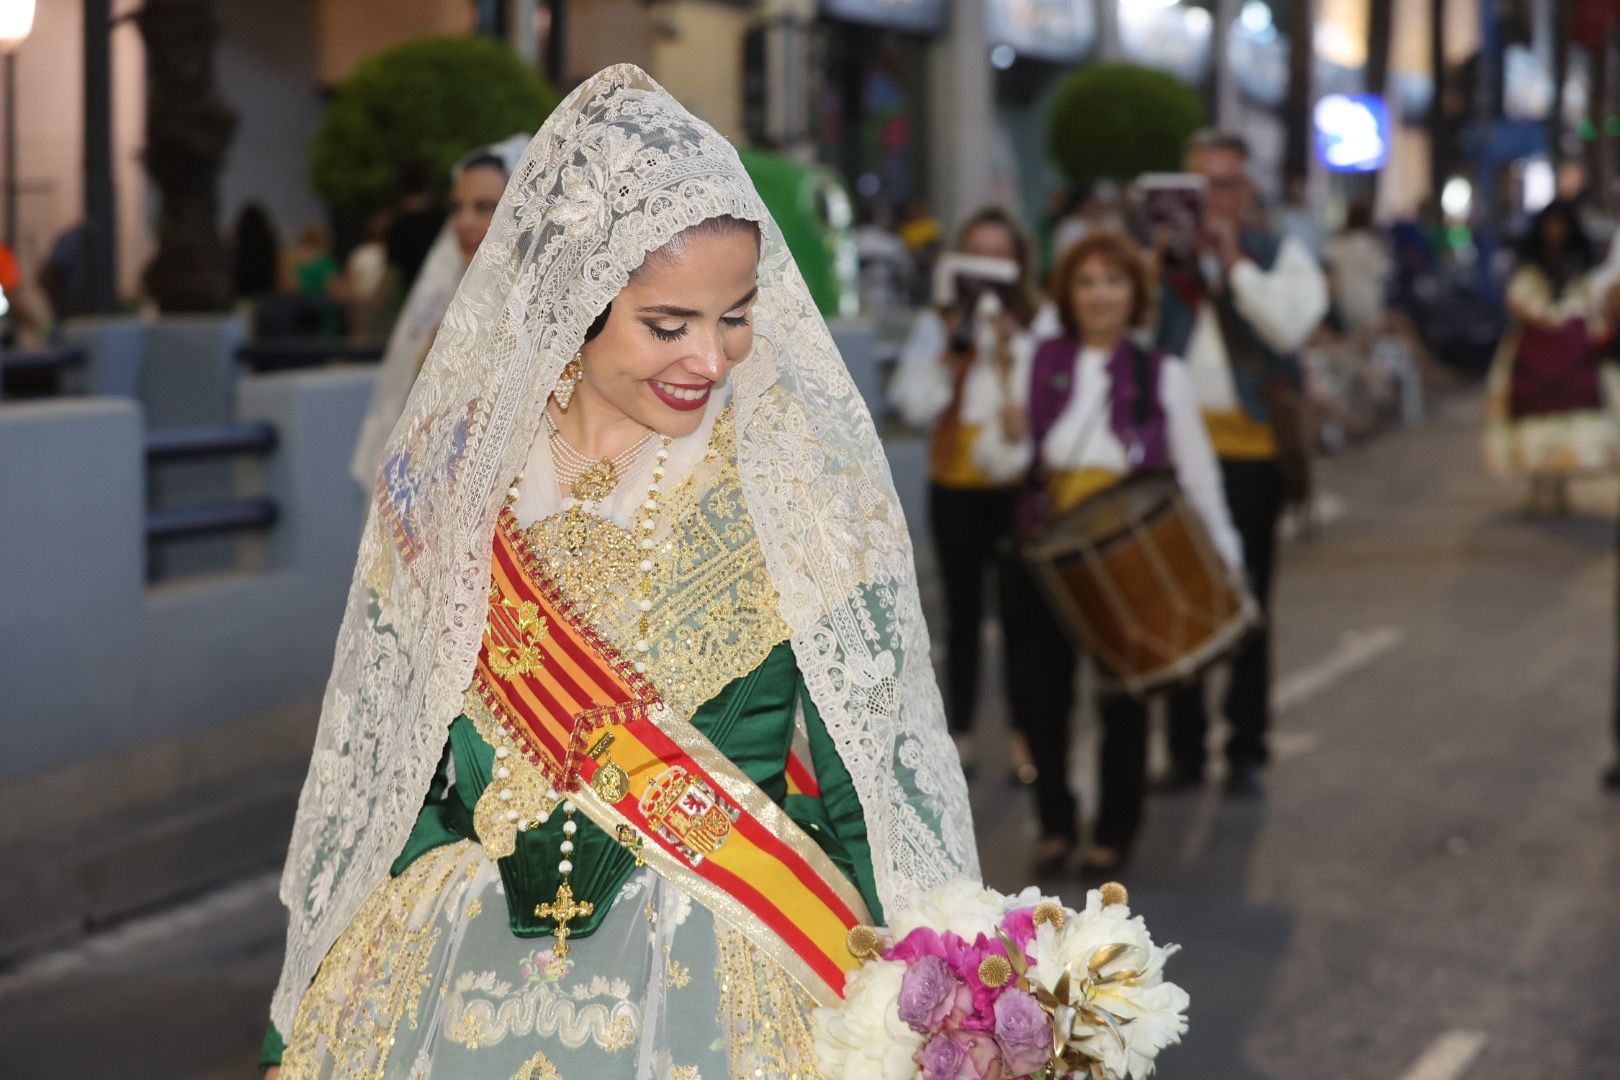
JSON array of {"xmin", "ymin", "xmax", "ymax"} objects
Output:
[{"xmin": 592, "ymin": 761, "xmax": 630, "ymax": 803}]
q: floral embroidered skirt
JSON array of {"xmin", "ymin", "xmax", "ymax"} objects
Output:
[{"xmin": 278, "ymin": 841, "xmax": 823, "ymax": 1080}]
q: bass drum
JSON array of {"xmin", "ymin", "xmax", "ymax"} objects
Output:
[{"xmin": 1023, "ymin": 471, "xmax": 1257, "ymax": 696}]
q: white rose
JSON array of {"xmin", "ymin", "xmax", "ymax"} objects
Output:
[
  {"xmin": 888, "ymin": 877, "xmax": 1009, "ymax": 942},
  {"xmin": 1027, "ymin": 890, "xmax": 1189, "ymax": 1080},
  {"xmin": 810, "ymin": 960, "xmax": 923, "ymax": 1080}
]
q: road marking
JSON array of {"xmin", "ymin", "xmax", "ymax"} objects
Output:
[
  {"xmin": 0, "ymin": 871, "xmax": 280, "ymax": 1001},
  {"xmin": 1275, "ymin": 625, "xmax": 1406, "ymax": 715},
  {"xmin": 1179, "ymin": 627, "xmax": 1403, "ymax": 864},
  {"xmin": 1396, "ymin": 1031, "xmax": 1487, "ymax": 1080},
  {"xmin": 1269, "ymin": 730, "xmax": 1320, "ymax": 760}
]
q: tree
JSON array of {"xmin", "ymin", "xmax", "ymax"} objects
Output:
[
  {"xmin": 311, "ymin": 36, "xmax": 560, "ymax": 213},
  {"xmin": 136, "ymin": 0, "xmax": 237, "ymax": 312},
  {"xmin": 1045, "ymin": 64, "xmax": 1205, "ymax": 194}
]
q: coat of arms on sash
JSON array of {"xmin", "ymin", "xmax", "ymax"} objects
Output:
[{"xmin": 638, "ymin": 766, "xmax": 740, "ymax": 864}]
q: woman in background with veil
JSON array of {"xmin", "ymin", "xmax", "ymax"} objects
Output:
[
  {"xmin": 262, "ymin": 66, "xmax": 975, "ymax": 1079},
  {"xmin": 349, "ymin": 134, "xmax": 531, "ymax": 489}
]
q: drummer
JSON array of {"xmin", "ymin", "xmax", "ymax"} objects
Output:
[{"xmin": 978, "ymin": 230, "xmax": 1243, "ymax": 877}]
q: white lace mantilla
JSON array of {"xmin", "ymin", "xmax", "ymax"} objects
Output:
[{"xmin": 272, "ymin": 64, "xmax": 978, "ymax": 1033}]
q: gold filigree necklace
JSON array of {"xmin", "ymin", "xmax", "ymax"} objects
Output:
[{"xmin": 543, "ymin": 408, "xmax": 654, "ymax": 503}]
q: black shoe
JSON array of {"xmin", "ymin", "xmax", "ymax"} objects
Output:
[
  {"xmin": 1602, "ymin": 762, "xmax": 1620, "ymax": 793},
  {"xmin": 1152, "ymin": 768, "xmax": 1205, "ymax": 795},
  {"xmin": 1223, "ymin": 763, "xmax": 1264, "ymax": 799}
]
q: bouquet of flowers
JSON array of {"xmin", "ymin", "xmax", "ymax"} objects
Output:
[{"xmin": 811, "ymin": 880, "xmax": 1188, "ymax": 1080}]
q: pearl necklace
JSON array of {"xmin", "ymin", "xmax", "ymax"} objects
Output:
[
  {"xmin": 543, "ymin": 408, "xmax": 654, "ymax": 503},
  {"xmin": 499, "ymin": 422, "xmax": 673, "ymax": 955}
]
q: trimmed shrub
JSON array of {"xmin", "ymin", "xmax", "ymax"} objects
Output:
[{"xmin": 311, "ymin": 35, "xmax": 558, "ymax": 211}]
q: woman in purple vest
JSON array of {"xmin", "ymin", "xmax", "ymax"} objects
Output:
[{"xmin": 977, "ymin": 231, "xmax": 1242, "ymax": 876}]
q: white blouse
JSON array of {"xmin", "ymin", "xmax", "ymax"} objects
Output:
[
  {"xmin": 887, "ymin": 308, "xmax": 1035, "ymax": 432},
  {"xmin": 1184, "ymin": 235, "xmax": 1329, "ymax": 412},
  {"xmin": 975, "ymin": 344, "xmax": 1244, "ymax": 571}
]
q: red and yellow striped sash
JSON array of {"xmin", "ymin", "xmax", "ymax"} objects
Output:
[{"xmin": 472, "ymin": 507, "xmax": 868, "ymax": 1003}]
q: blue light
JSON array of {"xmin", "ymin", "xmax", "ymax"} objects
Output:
[{"xmin": 1313, "ymin": 93, "xmax": 1391, "ymax": 173}]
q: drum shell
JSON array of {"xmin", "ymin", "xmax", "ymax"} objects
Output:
[{"xmin": 1023, "ymin": 473, "xmax": 1257, "ymax": 696}]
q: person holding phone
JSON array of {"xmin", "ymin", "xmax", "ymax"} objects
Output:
[
  {"xmin": 1152, "ymin": 130, "xmax": 1328, "ymax": 800},
  {"xmin": 976, "ymin": 231, "xmax": 1242, "ymax": 876},
  {"xmin": 889, "ymin": 206, "xmax": 1039, "ymax": 778}
]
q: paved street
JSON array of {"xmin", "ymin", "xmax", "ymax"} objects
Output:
[{"xmin": 4, "ymin": 390, "xmax": 1620, "ymax": 1079}]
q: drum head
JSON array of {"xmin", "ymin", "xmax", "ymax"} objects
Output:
[
  {"xmin": 1048, "ymin": 471, "xmax": 1180, "ymax": 551},
  {"xmin": 1022, "ymin": 470, "xmax": 1258, "ymax": 696}
]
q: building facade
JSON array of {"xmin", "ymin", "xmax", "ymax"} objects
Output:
[{"xmin": 18, "ymin": 0, "xmax": 1530, "ymax": 310}]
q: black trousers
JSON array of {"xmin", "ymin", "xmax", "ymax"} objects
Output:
[
  {"xmin": 1094, "ymin": 693, "xmax": 1150, "ymax": 856},
  {"xmin": 1613, "ymin": 507, "xmax": 1620, "ymax": 759},
  {"xmin": 928, "ymin": 483, "xmax": 1019, "ymax": 734},
  {"xmin": 1167, "ymin": 458, "xmax": 1286, "ymax": 773},
  {"xmin": 1003, "ymin": 553, "xmax": 1154, "ymax": 854},
  {"xmin": 1002, "ymin": 551, "xmax": 1079, "ymax": 842}
]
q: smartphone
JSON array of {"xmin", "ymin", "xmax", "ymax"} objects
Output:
[
  {"xmin": 932, "ymin": 252, "xmax": 1022, "ymax": 313},
  {"xmin": 1134, "ymin": 173, "xmax": 1207, "ymax": 261}
]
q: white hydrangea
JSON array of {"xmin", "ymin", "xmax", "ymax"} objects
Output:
[
  {"xmin": 810, "ymin": 959, "xmax": 922, "ymax": 1080},
  {"xmin": 887, "ymin": 876, "xmax": 1009, "ymax": 942}
]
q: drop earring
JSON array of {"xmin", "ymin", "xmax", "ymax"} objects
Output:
[{"xmin": 555, "ymin": 353, "xmax": 583, "ymax": 410}]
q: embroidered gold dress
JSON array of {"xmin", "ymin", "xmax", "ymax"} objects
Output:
[{"xmin": 266, "ymin": 409, "xmax": 881, "ymax": 1079}]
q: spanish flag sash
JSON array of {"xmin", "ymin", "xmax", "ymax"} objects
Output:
[{"xmin": 473, "ymin": 506, "xmax": 869, "ymax": 1004}]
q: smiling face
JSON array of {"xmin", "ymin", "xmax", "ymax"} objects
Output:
[
  {"xmin": 572, "ymin": 223, "xmax": 761, "ymax": 440},
  {"xmin": 449, "ymin": 163, "xmax": 507, "ymax": 263},
  {"xmin": 1069, "ymin": 252, "xmax": 1136, "ymax": 346}
]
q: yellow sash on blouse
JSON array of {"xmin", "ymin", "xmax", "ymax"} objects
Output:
[
  {"xmin": 1047, "ymin": 467, "xmax": 1122, "ymax": 515},
  {"xmin": 1202, "ymin": 408, "xmax": 1277, "ymax": 460}
]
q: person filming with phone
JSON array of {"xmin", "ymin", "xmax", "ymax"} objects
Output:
[
  {"xmin": 1147, "ymin": 131, "xmax": 1328, "ymax": 799},
  {"xmin": 889, "ymin": 206, "xmax": 1040, "ymax": 781}
]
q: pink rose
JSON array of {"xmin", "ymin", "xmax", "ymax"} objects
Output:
[
  {"xmin": 898, "ymin": 955, "xmax": 970, "ymax": 1033},
  {"xmin": 992, "ymin": 989, "xmax": 1053, "ymax": 1076},
  {"xmin": 917, "ymin": 1033, "xmax": 968, "ymax": 1078},
  {"xmin": 916, "ymin": 1031, "xmax": 1011, "ymax": 1080},
  {"xmin": 891, "ymin": 927, "xmax": 1033, "ymax": 1032}
]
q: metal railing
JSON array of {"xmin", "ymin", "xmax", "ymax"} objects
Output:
[
  {"xmin": 0, "ymin": 345, "xmax": 88, "ymax": 373},
  {"xmin": 146, "ymin": 420, "xmax": 278, "ymax": 463},
  {"xmin": 145, "ymin": 498, "xmax": 279, "ymax": 542},
  {"xmin": 236, "ymin": 338, "xmax": 385, "ymax": 372},
  {"xmin": 0, "ymin": 345, "xmax": 87, "ymax": 398},
  {"xmin": 144, "ymin": 421, "xmax": 280, "ymax": 547}
]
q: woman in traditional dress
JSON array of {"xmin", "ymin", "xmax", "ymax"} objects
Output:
[
  {"xmin": 976, "ymin": 231, "xmax": 1242, "ymax": 877},
  {"xmin": 887, "ymin": 206, "xmax": 1040, "ymax": 778},
  {"xmin": 1484, "ymin": 200, "xmax": 1620, "ymax": 513},
  {"xmin": 349, "ymin": 134, "xmax": 531, "ymax": 488},
  {"xmin": 262, "ymin": 66, "xmax": 975, "ymax": 1079}
]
